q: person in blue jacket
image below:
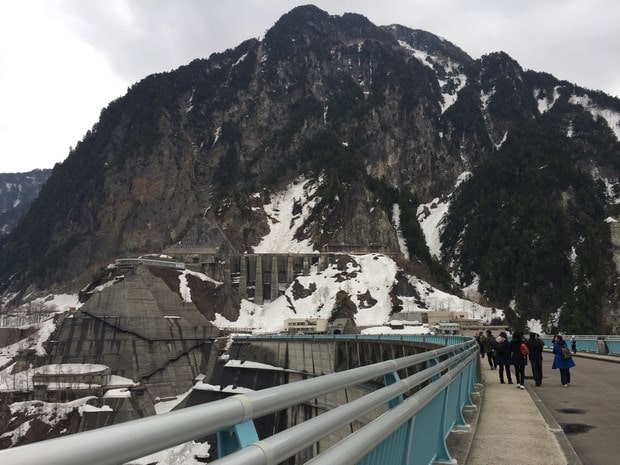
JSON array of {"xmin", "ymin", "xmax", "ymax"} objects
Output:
[{"xmin": 552, "ymin": 335, "xmax": 576, "ymax": 386}]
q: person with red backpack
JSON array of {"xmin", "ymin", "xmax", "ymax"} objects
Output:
[{"xmin": 510, "ymin": 331, "xmax": 528, "ymax": 389}]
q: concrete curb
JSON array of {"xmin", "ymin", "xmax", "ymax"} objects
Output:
[{"xmin": 526, "ymin": 385, "xmax": 583, "ymax": 465}]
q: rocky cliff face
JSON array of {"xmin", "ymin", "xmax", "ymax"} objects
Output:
[
  {"xmin": 1, "ymin": 6, "xmax": 619, "ymax": 332},
  {"xmin": 0, "ymin": 169, "xmax": 51, "ymax": 237}
]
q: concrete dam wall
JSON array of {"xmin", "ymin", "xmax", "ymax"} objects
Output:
[
  {"xmin": 197, "ymin": 336, "xmax": 442, "ymax": 462},
  {"xmin": 164, "ymin": 246, "xmax": 397, "ymax": 305}
]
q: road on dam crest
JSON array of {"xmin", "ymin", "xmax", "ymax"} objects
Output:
[{"xmin": 529, "ymin": 355, "xmax": 620, "ymax": 465}]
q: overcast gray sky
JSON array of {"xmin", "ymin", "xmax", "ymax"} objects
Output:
[{"xmin": 1, "ymin": 0, "xmax": 618, "ymax": 173}]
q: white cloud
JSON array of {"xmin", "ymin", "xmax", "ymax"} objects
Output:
[{"xmin": 0, "ymin": 1, "xmax": 126, "ymax": 173}]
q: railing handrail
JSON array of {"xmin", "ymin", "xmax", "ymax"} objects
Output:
[
  {"xmin": 540, "ymin": 334, "xmax": 619, "ymax": 341},
  {"xmin": 209, "ymin": 345, "xmax": 477, "ymax": 465},
  {"xmin": 306, "ymin": 354, "xmax": 473, "ymax": 465},
  {"xmin": 0, "ymin": 337, "xmax": 475, "ymax": 465}
]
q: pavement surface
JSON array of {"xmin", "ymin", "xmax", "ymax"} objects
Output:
[
  {"xmin": 453, "ymin": 351, "xmax": 620, "ymax": 465},
  {"xmin": 527, "ymin": 352, "xmax": 620, "ymax": 465},
  {"xmin": 465, "ymin": 365, "xmax": 579, "ymax": 465}
]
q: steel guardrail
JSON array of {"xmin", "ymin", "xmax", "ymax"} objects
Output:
[
  {"xmin": 209, "ymin": 344, "xmax": 478, "ymax": 465},
  {"xmin": 540, "ymin": 334, "xmax": 620, "ymax": 355},
  {"xmin": 0, "ymin": 337, "xmax": 476, "ymax": 465}
]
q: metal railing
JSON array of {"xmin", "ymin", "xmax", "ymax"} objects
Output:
[
  {"xmin": 541, "ymin": 335, "xmax": 620, "ymax": 355},
  {"xmin": 0, "ymin": 336, "xmax": 479, "ymax": 465},
  {"xmin": 114, "ymin": 257, "xmax": 185, "ymax": 270}
]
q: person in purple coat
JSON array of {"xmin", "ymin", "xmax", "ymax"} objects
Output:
[{"xmin": 552, "ymin": 335, "xmax": 576, "ymax": 386}]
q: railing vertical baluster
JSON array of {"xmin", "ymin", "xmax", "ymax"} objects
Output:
[
  {"xmin": 216, "ymin": 420, "xmax": 259, "ymax": 458},
  {"xmin": 383, "ymin": 371, "xmax": 403, "ymax": 408},
  {"xmin": 434, "ymin": 387, "xmax": 457, "ymax": 465}
]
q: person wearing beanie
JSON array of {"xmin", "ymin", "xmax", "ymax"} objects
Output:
[{"xmin": 494, "ymin": 331, "xmax": 513, "ymax": 384}]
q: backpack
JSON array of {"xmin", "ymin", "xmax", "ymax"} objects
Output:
[
  {"xmin": 560, "ymin": 346, "xmax": 572, "ymax": 360},
  {"xmin": 520, "ymin": 342, "xmax": 529, "ymax": 356}
]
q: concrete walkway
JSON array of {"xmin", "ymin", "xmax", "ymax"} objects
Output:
[{"xmin": 465, "ymin": 363, "xmax": 581, "ymax": 465}]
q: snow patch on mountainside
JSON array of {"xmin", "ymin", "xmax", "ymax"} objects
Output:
[
  {"xmin": 480, "ymin": 87, "xmax": 495, "ymax": 110},
  {"xmin": 254, "ymin": 177, "xmax": 319, "ymax": 253},
  {"xmin": 495, "ymin": 130, "xmax": 508, "ymax": 149},
  {"xmin": 591, "ymin": 166, "xmax": 620, "ymax": 204},
  {"xmin": 417, "ymin": 199, "xmax": 448, "ymax": 260},
  {"xmin": 392, "ymin": 203, "xmax": 409, "ymax": 259},
  {"xmin": 416, "ymin": 172, "xmax": 470, "ymax": 260},
  {"xmin": 179, "ymin": 269, "xmax": 222, "ymax": 303},
  {"xmin": 569, "ymin": 93, "xmax": 620, "ymax": 140},
  {"xmin": 397, "ymin": 40, "xmax": 467, "ymax": 113},
  {"xmin": 535, "ymin": 86, "xmax": 560, "ymax": 113}
]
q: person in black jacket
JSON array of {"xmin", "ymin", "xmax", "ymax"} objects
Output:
[
  {"xmin": 526, "ymin": 332, "xmax": 544, "ymax": 386},
  {"xmin": 476, "ymin": 331, "xmax": 485, "ymax": 356},
  {"xmin": 482, "ymin": 329, "xmax": 497, "ymax": 369},
  {"xmin": 510, "ymin": 331, "xmax": 528, "ymax": 389},
  {"xmin": 493, "ymin": 331, "xmax": 513, "ymax": 384}
]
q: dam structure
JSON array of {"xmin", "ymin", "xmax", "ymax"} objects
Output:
[{"xmin": 164, "ymin": 243, "xmax": 397, "ymax": 304}]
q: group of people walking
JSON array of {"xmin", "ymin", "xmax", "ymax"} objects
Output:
[{"xmin": 476, "ymin": 330, "xmax": 575, "ymax": 387}]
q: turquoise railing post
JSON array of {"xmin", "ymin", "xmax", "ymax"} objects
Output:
[
  {"xmin": 452, "ymin": 369, "xmax": 470, "ymax": 430},
  {"xmin": 401, "ymin": 416, "xmax": 417, "ymax": 465},
  {"xmin": 428, "ymin": 356, "xmax": 441, "ymax": 382},
  {"xmin": 216, "ymin": 420, "xmax": 259, "ymax": 458},
  {"xmin": 384, "ymin": 371, "xmax": 404, "ymax": 409},
  {"xmin": 606, "ymin": 336, "xmax": 620, "ymax": 354},
  {"xmin": 433, "ymin": 384, "xmax": 457, "ymax": 464},
  {"xmin": 410, "ymin": 391, "xmax": 446, "ymax": 465},
  {"xmin": 472, "ymin": 350, "xmax": 480, "ymax": 385},
  {"xmin": 464, "ymin": 354, "xmax": 478, "ymax": 408}
]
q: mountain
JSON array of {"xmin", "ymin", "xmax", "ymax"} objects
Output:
[
  {"xmin": 0, "ymin": 169, "xmax": 51, "ymax": 237},
  {"xmin": 1, "ymin": 5, "xmax": 619, "ymax": 333},
  {"xmin": 1, "ymin": 5, "xmax": 620, "ymax": 450}
]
